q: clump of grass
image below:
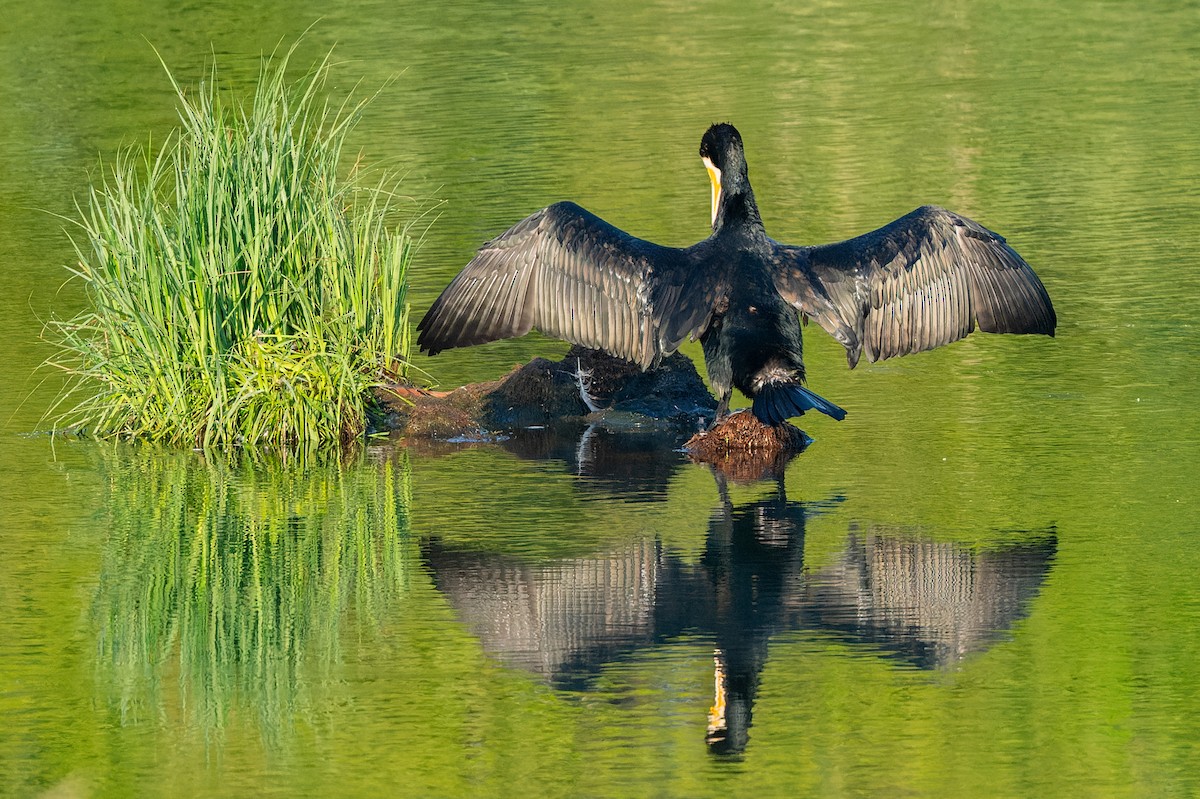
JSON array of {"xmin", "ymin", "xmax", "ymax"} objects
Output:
[{"xmin": 48, "ymin": 44, "xmax": 416, "ymax": 450}]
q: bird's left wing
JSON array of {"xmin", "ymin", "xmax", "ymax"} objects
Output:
[
  {"xmin": 768, "ymin": 205, "xmax": 1056, "ymax": 368},
  {"xmin": 417, "ymin": 201, "xmax": 713, "ymax": 369}
]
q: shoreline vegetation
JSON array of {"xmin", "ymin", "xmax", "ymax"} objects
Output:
[{"xmin": 47, "ymin": 43, "xmax": 417, "ymax": 452}]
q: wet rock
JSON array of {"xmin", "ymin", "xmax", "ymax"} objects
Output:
[
  {"xmin": 377, "ymin": 346, "xmax": 717, "ymax": 439},
  {"xmin": 378, "ymin": 349, "xmax": 814, "ymax": 484},
  {"xmin": 481, "ymin": 354, "xmax": 591, "ymax": 428},
  {"xmin": 480, "ymin": 345, "xmax": 718, "ymax": 429}
]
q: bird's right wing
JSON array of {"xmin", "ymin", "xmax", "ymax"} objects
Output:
[{"xmin": 417, "ymin": 202, "xmax": 714, "ymax": 368}]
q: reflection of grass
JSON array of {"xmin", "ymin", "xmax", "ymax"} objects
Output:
[
  {"xmin": 48, "ymin": 42, "xmax": 416, "ymax": 450},
  {"xmin": 91, "ymin": 444, "xmax": 413, "ymax": 743}
]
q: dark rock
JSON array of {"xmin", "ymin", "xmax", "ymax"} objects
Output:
[
  {"xmin": 377, "ymin": 346, "xmax": 717, "ymax": 439},
  {"xmin": 378, "ymin": 350, "xmax": 812, "ymax": 484},
  {"xmin": 482, "ymin": 345, "xmax": 717, "ymax": 429},
  {"xmin": 481, "ymin": 356, "xmax": 589, "ymax": 428}
]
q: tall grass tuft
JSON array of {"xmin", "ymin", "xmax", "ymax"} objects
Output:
[{"xmin": 48, "ymin": 44, "xmax": 415, "ymax": 450}]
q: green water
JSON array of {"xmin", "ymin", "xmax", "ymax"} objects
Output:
[{"xmin": 3, "ymin": 1, "xmax": 1199, "ymax": 796}]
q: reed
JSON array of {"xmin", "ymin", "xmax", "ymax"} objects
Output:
[{"xmin": 48, "ymin": 44, "xmax": 415, "ymax": 450}]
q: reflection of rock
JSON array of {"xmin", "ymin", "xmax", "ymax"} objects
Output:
[
  {"xmin": 799, "ymin": 530, "xmax": 1057, "ymax": 669},
  {"xmin": 500, "ymin": 424, "xmax": 688, "ymax": 502},
  {"xmin": 423, "ymin": 476, "xmax": 1056, "ymax": 756}
]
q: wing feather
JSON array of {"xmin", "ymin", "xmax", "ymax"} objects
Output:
[
  {"xmin": 418, "ymin": 201, "xmax": 712, "ymax": 368},
  {"xmin": 769, "ymin": 205, "xmax": 1056, "ymax": 368}
]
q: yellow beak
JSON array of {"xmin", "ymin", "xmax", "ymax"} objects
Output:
[{"xmin": 703, "ymin": 157, "xmax": 722, "ymax": 228}]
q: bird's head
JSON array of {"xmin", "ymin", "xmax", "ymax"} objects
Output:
[{"xmin": 699, "ymin": 123, "xmax": 753, "ymax": 230}]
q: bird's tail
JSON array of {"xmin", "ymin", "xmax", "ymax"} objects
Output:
[{"xmin": 752, "ymin": 382, "xmax": 847, "ymax": 425}]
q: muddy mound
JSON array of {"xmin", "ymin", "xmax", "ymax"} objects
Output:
[{"xmin": 684, "ymin": 411, "xmax": 810, "ymax": 482}]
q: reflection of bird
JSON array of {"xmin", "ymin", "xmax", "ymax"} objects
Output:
[
  {"xmin": 418, "ymin": 123, "xmax": 1056, "ymax": 426},
  {"xmin": 421, "ymin": 449, "xmax": 1056, "ymax": 755}
]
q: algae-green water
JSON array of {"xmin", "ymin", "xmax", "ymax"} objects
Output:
[{"xmin": 2, "ymin": 1, "xmax": 1199, "ymax": 796}]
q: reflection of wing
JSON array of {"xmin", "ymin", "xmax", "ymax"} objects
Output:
[
  {"xmin": 422, "ymin": 538, "xmax": 663, "ymax": 688},
  {"xmin": 801, "ymin": 531, "xmax": 1057, "ymax": 668},
  {"xmin": 770, "ymin": 206, "xmax": 1057, "ymax": 368},
  {"xmin": 417, "ymin": 202, "xmax": 717, "ymax": 368}
]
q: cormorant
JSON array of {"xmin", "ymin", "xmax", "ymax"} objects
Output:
[{"xmin": 417, "ymin": 123, "xmax": 1056, "ymax": 425}]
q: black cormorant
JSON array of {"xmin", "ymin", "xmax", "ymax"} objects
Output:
[{"xmin": 417, "ymin": 123, "xmax": 1056, "ymax": 425}]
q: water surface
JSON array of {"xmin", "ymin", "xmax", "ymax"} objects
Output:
[{"xmin": 2, "ymin": 1, "xmax": 1199, "ymax": 796}]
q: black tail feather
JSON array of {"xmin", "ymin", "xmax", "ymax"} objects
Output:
[
  {"xmin": 759, "ymin": 388, "xmax": 780, "ymax": 425},
  {"xmin": 752, "ymin": 382, "xmax": 847, "ymax": 425}
]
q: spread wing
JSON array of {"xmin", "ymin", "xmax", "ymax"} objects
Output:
[
  {"xmin": 770, "ymin": 205, "xmax": 1056, "ymax": 368},
  {"xmin": 417, "ymin": 201, "xmax": 715, "ymax": 369}
]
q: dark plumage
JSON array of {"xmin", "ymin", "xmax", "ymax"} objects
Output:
[{"xmin": 418, "ymin": 123, "xmax": 1056, "ymax": 426}]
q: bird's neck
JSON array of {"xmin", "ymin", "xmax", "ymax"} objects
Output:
[{"xmin": 714, "ymin": 189, "xmax": 766, "ymax": 240}]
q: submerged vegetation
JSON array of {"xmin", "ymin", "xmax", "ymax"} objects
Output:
[{"xmin": 49, "ymin": 45, "xmax": 417, "ymax": 450}]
